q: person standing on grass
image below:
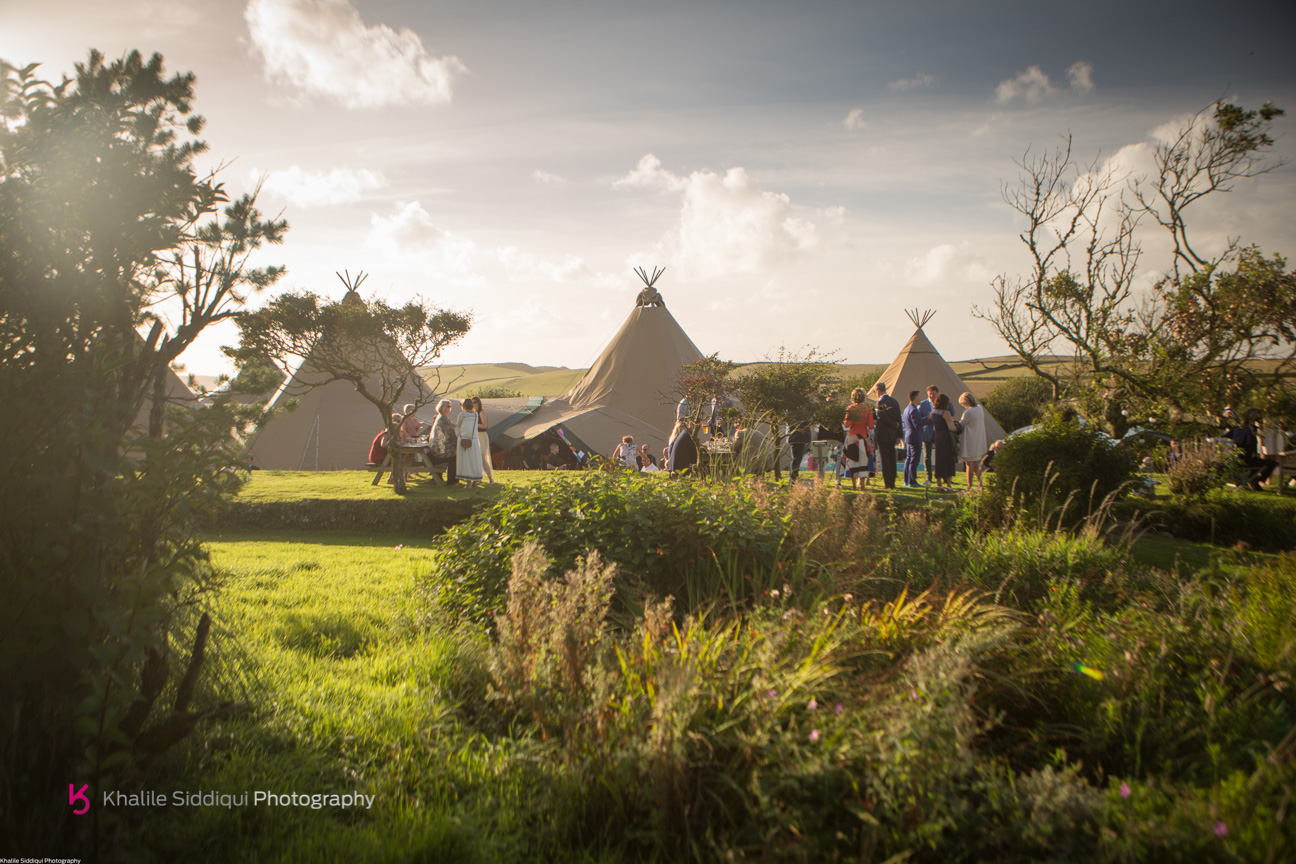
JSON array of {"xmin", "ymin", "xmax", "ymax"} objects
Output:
[
  {"xmin": 843, "ymin": 387, "xmax": 874, "ymax": 489},
  {"xmin": 471, "ymin": 397, "xmax": 495, "ymax": 485},
  {"xmin": 456, "ymin": 398, "xmax": 483, "ymax": 488},
  {"xmin": 931, "ymin": 393, "xmax": 957, "ymax": 492},
  {"xmin": 919, "ymin": 386, "xmax": 938, "ymax": 485},
  {"xmin": 957, "ymin": 392, "xmax": 988, "ymax": 492},
  {"xmin": 872, "ymin": 382, "xmax": 902, "ymax": 490},
  {"xmin": 429, "ymin": 399, "xmax": 459, "ymax": 486},
  {"xmin": 902, "ymin": 390, "xmax": 925, "ymax": 487},
  {"xmin": 788, "ymin": 422, "xmax": 812, "ymax": 482},
  {"xmin": 667, "ymin": 420, "xmax": 698, "ymax": 474}
]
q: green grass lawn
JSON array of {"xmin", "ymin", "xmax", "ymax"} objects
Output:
[
  {"xmin": 141, "ymin": 530, "xmax": 507, "ymax": 861},
  {"xmin": 234, "ymin": 469, "xmax": 554, "ymax": 502}
]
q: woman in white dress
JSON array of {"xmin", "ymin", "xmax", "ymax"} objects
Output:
[
  {"xmin": 958, "ymin": 392, "xmax": 989, "ymax": 492},
  {"xmin": 456, "ymin": 398, "xmax": 484, "ymax": 487},
  {"xmin": 470, "ymin": 397, "xmax": 495, "ymax": 484}
]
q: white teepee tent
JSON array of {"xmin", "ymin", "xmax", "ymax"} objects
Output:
[
  {"xmin": 495, "ymin": 268, "xmax": 705, "ymax": 458},
  {"xmin": 874, "ymin": 309, "xmax": 1008, "ymax": 444},
  {"xmin": 243, "ymin": 284, "xmax": 435, "ymax": 470}
]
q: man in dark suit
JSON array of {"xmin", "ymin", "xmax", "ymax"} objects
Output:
[
  {"xmin": 901, "ymin": 390, "xmax": 925, "ymax": 487},
  {"xmin": 872, "ymin": 382, "xmax": 902, "ymax": 489}
]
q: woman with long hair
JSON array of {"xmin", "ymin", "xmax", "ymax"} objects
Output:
[
  {"xmin": 667, "ymin": 420, "xmax": 698, "ymax": 474},
  {"xmin": 471, "ymin": 396, "xmax": 495, "ymax": 484},
  {"xmin": 957, "ymin": 392, "xmax": 988, "ymax": 492},
  {"xmin": 456, "ymin": 398, "xmax": 483, "ymax": 488},
  {"xmin": 931, "ymin": 393, "xmax": 957, "ymax": 492}
]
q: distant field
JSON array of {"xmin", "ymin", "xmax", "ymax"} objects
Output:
[
  {"xmin": 419, "ymin": 363, "xmax": 584, "ymax": 397},
  {"xmin": 420, "ymin": 357, "xmax": 1063, "ymax": 401}
]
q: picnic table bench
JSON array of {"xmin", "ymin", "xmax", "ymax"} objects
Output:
[{"xmin": 368, "ymin": 441, "xmax": 448, "ymax": 486}]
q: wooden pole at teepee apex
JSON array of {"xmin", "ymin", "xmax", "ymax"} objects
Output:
[{"xmin": 906, "ymin": 308, "xmax": 935, "ymax": 330}]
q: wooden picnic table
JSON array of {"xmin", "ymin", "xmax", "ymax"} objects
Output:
[{"xmin": 368, "ymin": 440, "xmax": 446, "ymax": 486}]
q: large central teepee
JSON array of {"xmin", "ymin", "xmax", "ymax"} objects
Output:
[
  {"xmin": 493, "ymin": 268, "xmax": 705, "ymax": 457},
  {"xmin": 875, "ymin": 309, "xmax": 1008, "ymax": 443}
]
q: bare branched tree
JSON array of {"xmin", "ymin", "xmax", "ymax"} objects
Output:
[{"xmin": 974, "ymin": 101, "xmax": 1293, "ymax": 435}]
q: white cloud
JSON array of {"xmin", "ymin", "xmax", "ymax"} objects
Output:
[
  {"xmin": 617, "ymin": 156, "xmax": 821, "ymax": 280},
  {"xmin": 1067, "ymin": 61, "xmax": 1094, "ymax": 95},
  {"xmin": 888, "ymin": 72, "xmax": 936, "ymax": 91},
  {"xmin": 903, "ymin": 242, "xmax": 991, "ymax": 287},
  {"xmin": 995, "ymin": 65, "xmax": 1057, "ymax": 105},
  {"xmin": 497, "ymin": 247, "xmax": 591, "ymax": 282},
  {"xmin": 612, "ymin": 153, "xmax": 687, "ymax": 193},
  {"xmin": 531, "ymin": 169, "xmax": 566, "ymax": 184},
  {"xmin": 244, "ymin": 0, "xmax": 467, "ymax": 109},
  {"xmin": 996, "ymin": 62, "xmax": 1095, "ymax": 105},
  {"xmin": 257, "ymin": 165, "xmax": 386, "ymax": 207},
  {"xmin": 366, "ymin": 201, "xmax": 478, "ymax": 275},
  {"xmin": 843, "ymin": 108, "xmax": 867, "ymax": 130}
]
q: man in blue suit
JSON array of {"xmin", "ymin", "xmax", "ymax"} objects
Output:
[
  {"xmin": 902, "ymin": 390, "xmax": 926, "ymax": 487},
  {"xmin": 918, "ymin": 385, "xmax": 938, "ymax": 485}
]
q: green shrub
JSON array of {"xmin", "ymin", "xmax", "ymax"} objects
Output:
[
  {"xmin": 989, "ymin": 414, "xmax": 1137, "ymax": 526},
  {"xmin": 1120, "ymin": 492, "xmax": 1296, "ymax": 552},
  {"xmin": 981, "ymin": 375, "xmax": 1054, "ymax": 434},
  {"xmin": 962, "ymin": 528, "xmax": 1127, "ymax": 609},
  {"xmin": 772, "ymin": 482, "xmax": 963, "ymax": 600},
  {"xmin": 418, "ymin": 473, "xmax": 789, "ymax": 622},
  {"xmin": 1166, "ymin": 439, "xmax": 1241, "ymax": 498}
]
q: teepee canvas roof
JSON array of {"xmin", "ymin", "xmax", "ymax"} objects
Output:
[
  {"xmin": 244, "ymin": 285, "xmax": 436, "ymax": 470},
  {"xmin": 874, "ymin": 310, "xmax": 1008, "ymax": 444},
  {"xmin": 493, "ymin": 272, "xmax": 705, "ymax": 458}
]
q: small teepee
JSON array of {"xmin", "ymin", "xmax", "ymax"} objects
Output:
[
  {"xmin": 874, "ymin": 309, "xmax": 1008, "ymax": 443},
  {"xmin": 244, "ymin": 273, "xmax": 435, "ymax": 470}
]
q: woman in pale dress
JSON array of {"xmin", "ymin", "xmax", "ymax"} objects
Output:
[
  {"xmin": 456, "ymin": 398, "xmax": 484, "ymax": 487},
  {"xmin": 471, "ymin": 397, "xmax": 495, "ymax": 484},
  {"xmin": 958, "ymin": 392, "xmax": 988, "ymax": 492}
]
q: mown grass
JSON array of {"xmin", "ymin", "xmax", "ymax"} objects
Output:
[
  {"xmin": 127, "ymin": 531, "xmax": 510, "ymax": 862},
  {"xmin": 233, "ymin": 469, "xmax": 553, "ymax": 502}
]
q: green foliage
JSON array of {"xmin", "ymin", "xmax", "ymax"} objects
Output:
[
  {"xmin": 0, "ymin": 50, "xmax": 284, "ymax": 851},
  {"xmin": 980, "ymin": 375, "xmax": 1054, "ymax": 433},
  {"xmin": 1165, "ymin": 439, "xmax": 1242, "ymax": 498},
  {"xmin": 672, "ymin": 352, "xmax": 738, "ymax": 429},
  {"xmin": 419, "ymin": 473, "xmax": 789, "ymax": 622},
  {"xmin": 989, "ymin": 412, "xmax": 1137, "ymax": 524},
  {"xmin": 1121, "ymin": 491, "xmax": 1296, "ymax": 552},
  {"xmin": 466, "ymin": 384, "xmax": 523, "ymax": 399}
]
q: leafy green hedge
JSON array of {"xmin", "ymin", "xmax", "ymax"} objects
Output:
[
  {"xmin": 418, "ymin": 473, "xmax": 789, "ymax": 621},
  {"xmin": 1120, "ymin": 492, "xmax": 1296, "ymax": 552},
  {"xmin": 209, "ymin": 498, "xmax": 482, "ymax": 534},
  {"xmin": 989, "ymin": 414, "xmax": 1136, "ymax": 525}
]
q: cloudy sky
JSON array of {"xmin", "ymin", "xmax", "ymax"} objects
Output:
[{"xmin": 6, "ymin": 0, "xmax": 1296, "ymax": 375}]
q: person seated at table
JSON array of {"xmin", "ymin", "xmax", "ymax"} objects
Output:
[
  {"xmin": 429, "ymin": 398, "xmax": 458, "ymax": 486},
  {"xmin": 397, "ymin": 403, "xmax": 426, "ymax": 480},
  {"xmin": 545, "ymin": 442, "xmax": 569, "ymax": 470}
]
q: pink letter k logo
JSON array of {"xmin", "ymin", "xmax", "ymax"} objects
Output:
[{"xmin": 68, "ymin": 783, "xmax": 89, "ymax": 815}]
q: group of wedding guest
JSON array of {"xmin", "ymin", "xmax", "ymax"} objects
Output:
[{"xmin": 898, "ymin": 386, "xmax": 988, "ymax": 492}]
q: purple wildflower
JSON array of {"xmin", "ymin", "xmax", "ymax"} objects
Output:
[
  {"xmin": 767, "ymin": 688, "xmax": 777, "ymax": 698},
  {"xmin": 1214, "ymin": 822, "xmax": 1227, "ymax": 838},
  {"xmin": 835, "ymin": 703, "xmax": 844, "ymax": 715},
  {"xmin": 807, "ymin": 698, "xmax": 818, "ymax": 711},
  {"xmin": 1119, "ymin": 782, "xmax": 1130, "ymax": 799},
  {"xmin": 809, "ymin": 729, "xmax": 820, "ymax": 743}
]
